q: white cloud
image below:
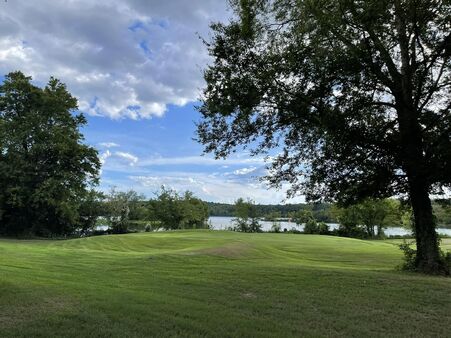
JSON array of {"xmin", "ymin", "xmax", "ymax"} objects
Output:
[
  {"xmin": 233, "ymin": 166, "xmax": 257, "ymax": 175},
  {"xmin": 99, "ymin": 149, "xmax": 139, "ymax": 167},
  {"xmin": 99, "ymin": 150, "xmax": 112, "ymax": 165},
  {"xmin": 99, "ymin": 142, "xmax": 120, "ymax": 148},
  {"xmin": 139, "ymin": 155, "xmax": 266, "ymax": 167},
  {"xmin": 115, "ymin": 151, "xmax": 139, "ymax": 166},
  {"xmin": 0, "ymin": 0, "xmax": 230, "ymax": 119},
  {"xmin": 128, "ymin": 172, "xmax": 305, "ymax": 204}
]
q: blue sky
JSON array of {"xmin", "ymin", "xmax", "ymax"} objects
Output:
[{"xmin": 0, "ymin": 0, "xmax": 303, "ymax": 204}]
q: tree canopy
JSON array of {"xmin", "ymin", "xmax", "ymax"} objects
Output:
[
  {"xmin": 0, "ymin": 72, "xmax": 100, "ymax": 236},
  {"xmin": 197, "ymin": 0, "xmax": 450, "ymax": 274},
  {"xmin": 152, "ymin": 187, "xmax": 209, "ymax": 230}
]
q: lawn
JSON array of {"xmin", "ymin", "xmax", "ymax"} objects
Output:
[{"xmin": 0, "ymin": 231, "xmax": 450, "ymax": 337}]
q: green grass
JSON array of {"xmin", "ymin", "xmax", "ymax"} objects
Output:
[{"xmin": 0, "ymin": 231, "xmax": 450, "ymax": 337}]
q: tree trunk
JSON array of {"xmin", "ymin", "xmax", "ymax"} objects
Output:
[
  {"xmin": 395, "ymin": 101, "xmax": 446, "ymax": 274},
  {"xmin": 392, "ymin": 1, "xmax": 447, "ymax": 274},
  {"xmin": 409, "ymin": 177, "xmax": 446, "ymax": 274}
]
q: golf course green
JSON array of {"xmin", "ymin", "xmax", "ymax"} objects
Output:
[{"xmin": 1, "ymin": 231, "xmax": 450, "ymax": 337}]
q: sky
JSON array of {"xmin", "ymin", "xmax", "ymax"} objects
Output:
[{"xmin": 0, "ymin": 0, "xmax": 304, "ymax": 204}]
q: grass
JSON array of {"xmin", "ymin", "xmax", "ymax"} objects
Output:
[{"xmin": 0, "ymin": 231, "xmax": 450, "ymax": 337}]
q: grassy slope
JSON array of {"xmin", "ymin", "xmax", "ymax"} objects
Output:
[{"xmin": 0, "ymin": 231, "xmax": 450, "ymax": 337}]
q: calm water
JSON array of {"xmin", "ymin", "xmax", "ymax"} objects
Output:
[{"xmin": 208, "ymin": 216, "xmax": 451, "ymax": 237}]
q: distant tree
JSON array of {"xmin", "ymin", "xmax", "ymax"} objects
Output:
[
  {"xmin": 317, "ymin": 222, "xmax": 330, "ymax": 235},
  {"xmin": 153, "ymin": 187, "xmax": 209, "ymax": 230},
  {"xmin": 433, "ymin": 199, "xmax": 451, "ymax": 227},
  {"xmin": 153, "ymin": 187, "xmax": 182, "ymax": 230},
  {"xmin": 303, "ymin": 218, "xmax": 318, "ymax": 234},
  {"xmin": 357, "ymin": 199, "xmax": 399, "ymax": 237},
  {"xmin": 336, "ymin": 205, "xmax": 363, "ymax": 238},
  {"xmin": 271, "ymin": 221, "xmax": 281, "ymax": 233},
  {"xmin": 197, "ymin": 0, "xmax": 451, "ymax": 274},
  {"xmin": 265, "ymin": 211, "xmax": 281, "ymax": 221},
  {"xmin": 179, "ymin": 191, "xmax": 209, "ymax": 229},
  {"xmin": 266, "ymin": 211, "xmax": 281, "ymax": 232},
  {"xmin": 233, "ymin": 198, "xmax": 262, "ymax": 232},
  {"xmin": 336, "ymin": 198, "xmax": 401, "ymax": 238},
  {"xmin": 291, "ymin": 209, "xmax": 314, "ymax": 225},
  {"xmin": 105, "ymin": 189, "xmax": 143, "ymax": 234},
  {"xmin": 0, "ymin": 72, "xmax": 100, "ymax": 236},
  {"xmin": 78, "ymin": 190, "xmax": 105, "ymax": 235}
]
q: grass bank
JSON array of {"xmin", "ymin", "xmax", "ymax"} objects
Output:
[{"xmin": 0, "ymin": 231, "xmax": 450, "ymax": 337}]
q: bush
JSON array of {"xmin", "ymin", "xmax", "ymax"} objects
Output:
[
  {"xmin": 336, "ymin": 224, "xmax": 368, "ymax": 239},
  {"xmin": 303, "ymin": 218, "xmax": 318, "ymax": 234},
  {"xmin": 398, "ymin": 241, "xmax": 451, "ymax": 275},
  {"xmin": 318, "ymin": 222, "xmax": 329, "ymax": 235},
  {"xmin": 398, "ymin": 241, "xmax": 417, "ymax": 271},
  {"xmin": 271, "ymin": 222, "xmax": 281, "ymax": 233}
]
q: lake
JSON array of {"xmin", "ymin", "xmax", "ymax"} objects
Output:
[{"xmin": 208, "ymin": 216, "xmax": 451, "ymax": 237}]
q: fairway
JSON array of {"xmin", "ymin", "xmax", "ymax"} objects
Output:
[{"xmin": 1, "ymin": 231, "xmax": 450, "ymax": 337}]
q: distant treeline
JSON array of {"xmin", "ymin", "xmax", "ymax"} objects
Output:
[
  {"xmin": 207, "ymin": 200, "xmax": 451, "ymax": 228},
  {"xmin": 207, "ymin": 202, "xmax": 336, "ymax": 223}
]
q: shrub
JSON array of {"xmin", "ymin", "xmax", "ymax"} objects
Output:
[
  {"xmin": 336, "ymin": 224, "xmax": 368, "ymax": 239},
  {"xmin": 271, "ymin": 222, "xmax": 281, "ymax": 233},
  {"xmin": 318, "ymin": 222, "xmax": 329, "ymax": 235},
  {"xmin": 398, "ymin": 241, "xmax": 417, "ymax": 272},
  {"xmin": 303, "ymin": 218, "xmax": 318, "ymax": 234},
  {"xmin": 398, "ymin": 241, "xmax": 451, "ymax": 275}
]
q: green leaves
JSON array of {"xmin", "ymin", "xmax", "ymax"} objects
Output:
[
  {"xmin": 152, "ymin": 187, "xmax": 209, "ymax": 230},
  {"xmin": 197, "ymin": 0, "xmax": 450, "ymax": 205},
  {"xmin": 0, "ymin": 71, "xmax": 100, "ymax": 236}
]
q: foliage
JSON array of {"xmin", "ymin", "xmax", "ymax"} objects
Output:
[
  {"xmin": 317, "ymin": 222, "xmax": 330, "ymax": 235},
  {"xmin": 357, "ymin": 198, "xmax": 400, "ymax": 237},
  {"xmin": 105, "ymin": 189, "xmax": 144, "ymax": 234},
  {"xmin": 303, "ymin": 218, "xmax": 318, "ymax": 234},
  {"xmin": 233, "ymin": 198, "xmax": 262, "ymax": 232},
  {"xmin": 271, "ymin": 221, "xmax": 281, "ymax": 233},
  {"xmin": 77, "ymin": 190, "xmax": 105, "ymax": 235},
  {"xmin": 0, "ymin": 72, "xmax": 100, "ymax": 236},
  {"xmin": 207, "ymin": 201, "xmax": 336, "ymax": 222},
  {"xmin": 197, "ymin": 0, "xmax": 451, "ymax": 273},
  {"xmin": 264, "ymin": 211, "xmax": 281, "ymax": 221},
  {"xmin": 336, "ymin": 204, "xmax": 365, "ymax": 238},
  {"xmin": 398, "ymin": 241, "xmax": 418, "ymax": 272},
  {"xmin": 291, "ymin": 209, "xmax": 314, "ymax": 225},
  {"xmin": 153, "ymin": 187, "xmax": 209, "ymax": 230},
  {"xmin": 336, "ymin": 198, "xmax": 402, "ymax": 238},
  {"xmin": 433, "ymin": 199, "xmax": 451, "ymax": 227},
  {"xmin": 399, "ymin": 240, "xmax": 450, "ymax": 275}
]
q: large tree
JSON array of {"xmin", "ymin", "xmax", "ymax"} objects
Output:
[
  {"xmin": 0, "ymin": 72, "xmax": 100, "ymax": 236},
  {"xmin": 197, "ymin": 0, "xmax": 450, "ymax": 273}
]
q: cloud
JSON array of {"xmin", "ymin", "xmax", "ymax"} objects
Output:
[
  {"xmin": 99, "ymin": 149, "xmax": 138, "ymax": 167},
  {"xmin": 126, "ymin": 172, "xmax": 305, "ymax": 204},
  {"xmin": 114, "ymin": 151, "xmax": 139, "ymax": 166},
  {"xmin": 95, "ymin": 150, "xmax": 304, "ymax": 203},
  {"xmin": 0, "ymin": 0, "xmax": 230, "ymax": 119},
  {"xmin": 99, "ymin": 150, "xmax": 112, "ymax": 165},
  {"xmin": 139, "ymin": 155, "xmax": 266, "ymax": 167},
  {"xmin": 233, "ymin": 166, "xmax": 257, "ymax": 176},
  {"xmin": 99, "ymin": 142, "xmax": 120, "ymax": 148}
]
